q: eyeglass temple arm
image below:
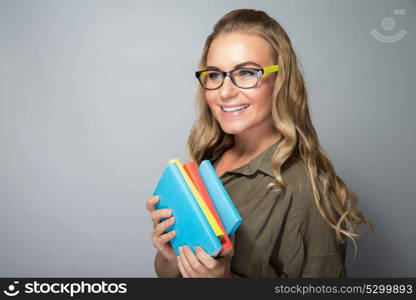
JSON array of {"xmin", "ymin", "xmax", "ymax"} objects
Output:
[
  {"xmin": 262, "ymin": 65, "xmax": 280, "ymax": 74},
  {"xmin": 195, "ymin": 71, "xmax": 204, "ymax": 78}
]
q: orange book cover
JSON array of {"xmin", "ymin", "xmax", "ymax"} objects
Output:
[{"xmin": 184, "ymin": 161, "xmax": 233, "ymax": 255}]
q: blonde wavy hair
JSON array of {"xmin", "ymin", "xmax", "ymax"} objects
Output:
[{"xmin": 187, "ymin": 9, "xmax": 373, "ymax": 255}]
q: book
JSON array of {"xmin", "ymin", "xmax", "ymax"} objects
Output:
[
  {"xmin": 153, "ymin": 159, "xmax": 241, "ymax": 257},
  {"xmin": 199, "ymin": 160, "xmax": 242, "ymax": 236},
  {"xmin": 183, "ymin": 161, "xmax": 233, "ymax": 255},
  {"xmin": 153, "ymin": 159, "xmax": 222, "ymax": 256},
  {"xmin": 170, "ymin": 159, "xmax": 224, "ymax": 237}
]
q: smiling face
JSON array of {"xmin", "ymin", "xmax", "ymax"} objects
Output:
[{"xmin": 204, "ymin": 32, "xmax": 277, "ymax": 136}]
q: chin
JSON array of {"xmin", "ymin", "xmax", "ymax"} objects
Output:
[{"xmin": 219, "ymin": 122, "xmax": 248, "ymax": 135}]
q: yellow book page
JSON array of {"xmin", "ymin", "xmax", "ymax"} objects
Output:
[{"xmin": 169, "ymin": 159, "xmax": 224, "ymax": 238}]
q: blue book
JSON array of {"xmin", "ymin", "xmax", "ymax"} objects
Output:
[
  {"xmin": 198, "ymin": 160, "xmax": 242, "ymax": 236},
  {"xmin": 153, "ymin": 160, "xmax": 222, "ymax": 257}
]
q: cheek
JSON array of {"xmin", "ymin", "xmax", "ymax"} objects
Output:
[
  {"xmin": 244, "ymin": 88, "xmax": 273, "ymax": 109},
  {"xmin": 205, "ymin": 93, "xmax": 219, "ymax": 113},
  {"xmin": 205, "ymin": 94, "xmax": 215, "ymax": 107}
]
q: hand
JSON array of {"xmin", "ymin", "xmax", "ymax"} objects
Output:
[
  {"xmin": 145, "ymin": 195, "xmax": 177, "ymax": 262},
  {"xmin": 177, "ymin": 245, "xmax": 235, "ymax": 278}
]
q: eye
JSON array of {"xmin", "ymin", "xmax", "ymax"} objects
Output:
[
  {"xmin": 237, "ymin": 69, "xmax": 256, "ymax": 78},
  {"xmin": 207, "ymin": 71, "xmax": 222, "ymax": 80}
]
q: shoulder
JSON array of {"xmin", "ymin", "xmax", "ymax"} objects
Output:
[
  {"xmin": 282, "ymin": 158, "xmax": 343, "ymax": 255},
  {"xmin": 281, "ymin": 158, "xmax": 315, "ymax": 210},
  {"xmin": 276, "ymin": 158, "xmax": 347, "ymax": 273},
  {"xmin": 280, "ymin": 158, "xmax": 321, "ymax": 233}
]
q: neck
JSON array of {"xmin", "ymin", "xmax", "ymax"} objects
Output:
[{"xmin": 232, "ymin": 120, "xmax": 281, "ymax": 158}]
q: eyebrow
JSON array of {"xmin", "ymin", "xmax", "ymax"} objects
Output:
[{"xmin": 206, "ymin": 61, "xmax": 262, "ymax": 71}]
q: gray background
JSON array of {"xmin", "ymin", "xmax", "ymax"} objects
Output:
[{"xmin": 0, "ymin": 0, "xmax": 415, "ymax": 277}]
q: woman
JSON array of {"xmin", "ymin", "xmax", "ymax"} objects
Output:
[{"xmin": 146, "ymin": 9, "xmax": 372, "ymax": 278}]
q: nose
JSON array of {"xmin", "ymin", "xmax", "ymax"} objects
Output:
[{"xmin": 218, "ymin": 75, "xmax": 239, "ymax": 100}]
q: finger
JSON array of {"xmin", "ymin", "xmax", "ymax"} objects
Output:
[
  {"xmin": 154, "ymin": 216, "xmax": 175, "ymax": 237},
  {"xmin": 145, "ymin": 195, "xmax": 159, "ymax": 212},
  {"xmin": 150, "ymin": 208, "xmax": 172, "ymax": 226},
  {"xmin": 177, "ymin": 256, "xmax": 189, "ymax": 278},
  {"xmin": 181, "ymin": 246, "xmax": 208, "ymax": 274},
  {"xmin": 153, "ymin": 230, "xmax": 176, "ymax": 250},
  {"xmin": 178, "ymin": 246, "xmax": 197, "ymax": 277},
  {"xmin": 159, "ymin": 230, "xmax": 176, "ymax": 246},
  {"xmin": 195, "ymin": 246, "xmax": 216, "ymax": 270}
]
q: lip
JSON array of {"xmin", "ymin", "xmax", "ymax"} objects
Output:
[
  {"xmin": 219, "ymin": 103, "xmax": 251, "ymax": 117},
  {"xmin": 220, "ymin": 103, "xmax": 250, "ymax": 108}
]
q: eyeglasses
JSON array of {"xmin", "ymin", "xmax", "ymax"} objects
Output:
[{"xmin": 195, "ymin": 64, "xmax": 279, "ymax": 90}]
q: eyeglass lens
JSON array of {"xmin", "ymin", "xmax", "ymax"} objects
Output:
[{"xmin": 200, "ymin": 68, "xmax": 259, "ymax": 89}]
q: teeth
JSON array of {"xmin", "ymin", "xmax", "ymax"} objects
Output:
[{"xmin": 222, "ymin": 104, "xmax": 249, "ymax": 112}]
